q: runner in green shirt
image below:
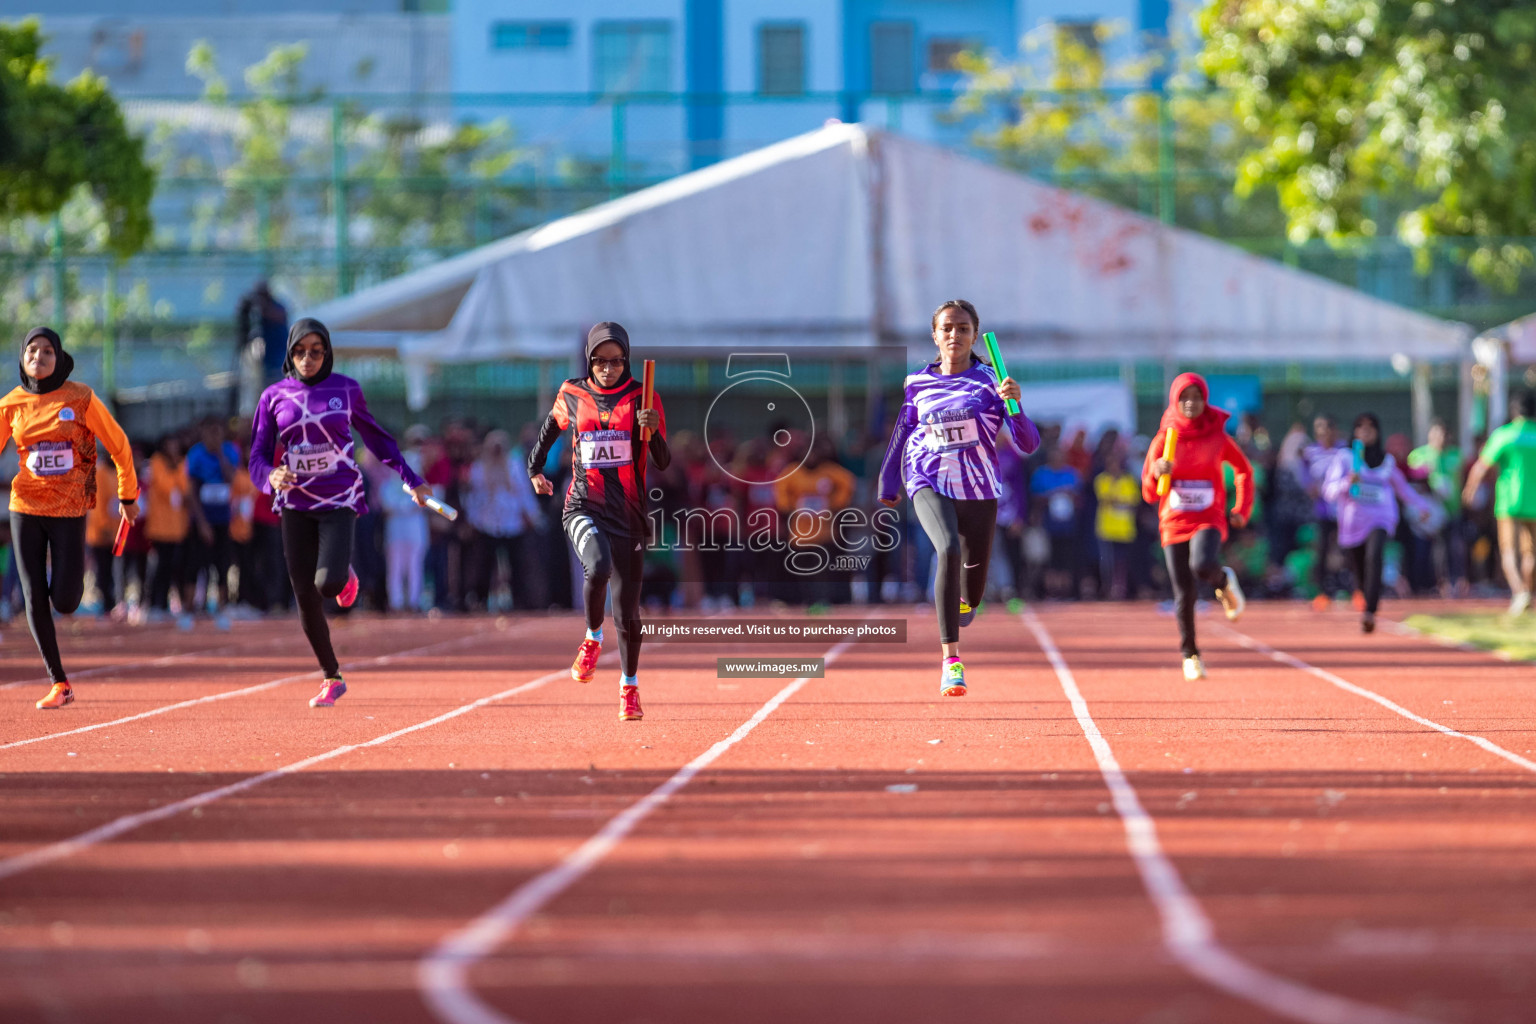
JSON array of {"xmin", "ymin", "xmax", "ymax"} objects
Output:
[
  {"xmin": 1464, "ymin": 392, "xmax": 1536, "ymax": 615},
  {"xmin": 1409, "ymin": 418, "xmax": 1465, "ymax": 595}
]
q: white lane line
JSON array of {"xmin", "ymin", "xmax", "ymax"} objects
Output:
[
  {"xmin": 0, "ymin": 634, "xmax": 276, "ymax": 692},
  {"xmin": 1023, "ymin": 610, "xmax": 1430, "ymax": 1024},
  {"xmin": 1219, "ymin": 625, "xmax": 1536, "ymax": 775},
  {"xmin": 419, "ymin": 641, "xmax": 850, "ymax": 1024},
  {"xmin": 0, "ymin": 639, "xmax": 593, "ymax": 884},
  {"xmin": 0, "ymin": 626, "xmax": 501, "ymax": 751}
]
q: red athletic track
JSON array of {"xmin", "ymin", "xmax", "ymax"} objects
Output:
[{"xmin": 2, "ymin": 601, "xmax": 1534, "ymax": 1024}]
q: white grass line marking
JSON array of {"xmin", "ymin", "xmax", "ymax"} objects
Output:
[
  {"xmin": 1, "ymin": 626, "xmax": 500, "ymax": 751},
  {"xmin": 418, "ymin": 641, "xmax": 850, "ymax": 1024},
  {"xmin": 1220, "ymin": 624, "xmax": 1536, "ymax": 775},
  {"xmin": 0, "ymin": 634, "xmax": 275, "ymax": 692},
  {"xmin": 0, "ymin": 636, "xmax": 585, "ymax": 884},
  {"xmin": 1024, "ymin": 610, "xmax": 1431, "ymax": 1024}
]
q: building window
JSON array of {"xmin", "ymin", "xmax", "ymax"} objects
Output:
[
  {"xmin": 758, "ymin": 23, "xmax": 806, "ymax": 95},
  {"xmin": 870, "ymin": 21, "xmax": 915, "ymax": 94},
  {"xmin": 491, "ymin": 22, "xmax": 572, "ymax": 50},
  {"xmin": 594, "ymin": 21, "xmax": 673, "ymax": 94},
  {"xmin": 927, "ymin": 37, "xmax": 981, "ymax": 74}
]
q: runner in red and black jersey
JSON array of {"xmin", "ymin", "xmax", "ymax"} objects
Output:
[{"xmin": 528, "ymin": 322, "xmax": 669, "ymax": 721}]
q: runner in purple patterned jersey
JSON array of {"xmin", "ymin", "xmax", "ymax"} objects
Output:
[
  {"xmin": 879, "ymin": 299, "xmax": 1041, "ymax": 697},
  {"xmin": 249, "ymin": 317, "xmax": 432, "ymax": 708}
]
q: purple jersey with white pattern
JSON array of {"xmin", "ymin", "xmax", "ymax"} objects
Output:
[
  {"xmin": 878, "ymin": 358, "xmax": 1041, "ymax": 502},
  {"xmin": 249, "ymin": 373, "xmax": 424, "ymax": 514}
]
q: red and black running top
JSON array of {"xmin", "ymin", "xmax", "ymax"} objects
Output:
[{"xmin": 527, "ymin": 375, "xmax": 670, "ymax": 538}]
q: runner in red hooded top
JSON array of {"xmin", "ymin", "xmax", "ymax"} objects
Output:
[
  {"xmin": 1142, "ymin": 372, "xmax": 1254, "ymax": 680},
  {"xmin": 1141, "ymin": 372, "xmax": 1254, "ymax": 544}
]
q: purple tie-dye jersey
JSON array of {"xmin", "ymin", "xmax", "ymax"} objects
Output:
[
  {"xmin": 878, "ymin": 358, "xmax": 1041, "ymax": 502},
  {"xmin": 249, "ymin": 373, "xmax": 424, "ymax": 514}
]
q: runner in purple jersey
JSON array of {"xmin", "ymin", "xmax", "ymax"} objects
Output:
[
  {"xmin": 879, "ymin": 299, "xmax": 1041, "ymax": 696},
  {"xmin": 249, "ymin": 317, "xmax": 433, "ymax": 708}
]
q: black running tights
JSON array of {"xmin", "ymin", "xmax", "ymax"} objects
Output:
[
  {"xmin": 912, "ymin": 488, "xmax": 997, "ymax": 645},
  {"xmin": 281, "ymin": 508, "xmax": 355, "ymax": 678},
  {"xmin": 1345, "ymin": 528, "xmax": 1387, "ymax": 615},
  {"xmin": 12, "ymin": 512, "xmax": 87, "ymax": 684},
  {"xmin": 1164, "ymin": 527, "xmax": 1225, "ymax": 658},
  {"xmin": 566, "ymin": 514, "xmax": 645, "ymax": 677}
]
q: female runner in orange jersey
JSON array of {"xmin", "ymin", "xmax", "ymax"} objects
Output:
[{"xmin": 3, "ymin": 328, "xmax": 139, "ymax": 709}]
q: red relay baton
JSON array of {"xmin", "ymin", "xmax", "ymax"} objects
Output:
[{"xmin": 112, "ymin": 515, "xmax": 131, "ymax": 557}]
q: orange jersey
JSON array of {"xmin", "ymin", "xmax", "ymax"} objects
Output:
[
  {"xmin": 0, "ymin": 382, "xmax": 137, "ymax": 519},
  {"xmin": 85, "ymin": 462, "xmax": 121, "ymax": 547},
  {"xmin": 144, "ymin": 453, "xmax": 191, "ymax": 543}
]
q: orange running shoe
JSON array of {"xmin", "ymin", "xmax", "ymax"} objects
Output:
[
  {"xmin": 1351, "ymin": 590, "xmax": 1366, "ymax": 612},
  {"xmin": 1311, "ymin": 594, "xmax": 1331, "ymax": 611},
  {"xmin": 619, "ymin": 685, "xmax": 644, "ymax": 721},
  {"xmin": 36, "ymin": 682, "xmax": 73, "ymax": 710},
  {"xmin": 571, "ymin": 638, "xmax": 601, "ymax": 683}
]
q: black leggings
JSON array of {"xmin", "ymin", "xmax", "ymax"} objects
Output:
[
  {"xmin": 1313, "ymin": 518, "xmax": 1339, "ymax": 595},
  {"xmin": 912, "ymin": 489, "xmax": 997, "ymax": 645},
  {"xmin": 566, "ymin": 514, "xmax": 644, "ymax": 677},
  {"xmin": 1345, "ymin": 528, "xmax": 1388, "ymax": 615},
  {"xmin": 1164, "ymin": 527, "xmax": 1226, "ymax": 658},
  {"xmin": 281, "ymin": 509, "xmax": 356, "ymax": 678},
  {"xmin": 12, "ymin": 512, "xmax": 87, "ymax": 685}
]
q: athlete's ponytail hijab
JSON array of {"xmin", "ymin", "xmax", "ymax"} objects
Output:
[
  {"xmin": 1159, "ymin": 371, "xmax": 1229, "ymax": 439},
  {"xmin": 19, "ymin": 326, "xmax": 74, "ymax": 395},
  {"xmin": 284, "ymin": 317, "xmax": 334, "ymax": 386},
  {"xmin": 585, "ymin": 321, "xmax": 633, "ymax": 387}
]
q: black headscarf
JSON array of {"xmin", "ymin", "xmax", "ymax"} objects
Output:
[
  {"xmin": 19, "ymin": 327, "xmax": 74, "ymax": 395},
  {"xmin": 585, "ymin": 321, "xmax": 632, "ymax": 388},
  {"xmin": 1354, "ymin": 412, "xmax": 1385, "ymax": 469},
  {"xmin": 283, "ymin": 317, "xmax": 333, "ymax": 386}
]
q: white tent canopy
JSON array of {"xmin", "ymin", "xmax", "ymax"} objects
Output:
[{"xmin": 309, "ymin": 123, "xmax": 1469, "ymax": 394}]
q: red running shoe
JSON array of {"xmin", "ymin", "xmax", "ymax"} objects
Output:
[
  {"xmin": 619, "ymin": 685, "xmax": 644, "ymax": 721},
  {"xmin": 1351, "ymin": 589, "xmax": 1366, "ymax": 612},
  {"xmin": 337, "ymin": 568, "xmax": 359, "ymax": 608},
  {"xmin": 36, "ymin": 682, "xmax": 73, "ymax": 710},
  {"xmin": 571, "ymin": 638, "xmax": 601, "ymax": 683}
]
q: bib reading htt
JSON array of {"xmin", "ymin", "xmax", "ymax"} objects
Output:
[
  {"xmin": 579, "ymin": 430, "xmax": 632, "ymax": 469},
  {"xmin": 26, "ymin": 442, "xmax": 73, "ymax": 477}
]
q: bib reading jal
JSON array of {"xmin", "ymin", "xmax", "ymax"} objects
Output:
[
  {"xmin": 579, "ymin": 430, "xmax": 632, "ymax": 468},
  {"xmin": 287, "ymin": 441, "xmax": 341, "ymax": 477},
  {"xmin": 26, "ymin": 441, "xmax": 73, "ymax": 477},
  {"xmin": 924, "ymin": 410, "xmax": 979, "ymax": 452}
]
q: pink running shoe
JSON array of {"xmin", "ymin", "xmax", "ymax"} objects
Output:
[
  {"xmin": 337, "ymin": 568, "xmax": 359, "ymax": 608},
  {"xmin": 571, "ymin": 638, "xmax": 601, "ymax": 683},
  {"xmin": 619, "ymin": 685, "xmax": 643, "ymax": 721},
  {"xmin": 309, "ymin": 677, "xmax": 346, "ymax": 707}
]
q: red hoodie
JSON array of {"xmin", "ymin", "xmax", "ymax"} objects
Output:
[{"xmin": 1141, "ymin": 373, "xmax": 1254, "ymax": 545}]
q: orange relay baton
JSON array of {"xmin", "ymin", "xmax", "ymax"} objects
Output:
[
  {"xmin": 1156, "ymin": 429, "xmax": 1178, "ymax": 498},
  {"xmin": 639, "ymin": 359, "xmax": 656, "ymax": 442}
]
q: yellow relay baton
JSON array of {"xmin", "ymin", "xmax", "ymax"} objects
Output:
[{"xmin": 1156, "ymin": 429, "xmax": 1178, "ymax": 498}]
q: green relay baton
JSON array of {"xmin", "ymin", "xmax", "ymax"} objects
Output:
[{"xmin": 982, "ymin": 332, "xmax": 1020, "ymax": 416}]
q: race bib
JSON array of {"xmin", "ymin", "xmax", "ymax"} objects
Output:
[
  {"xmin": 1168, "ymin": 481, "xmax": 1214, "ymax": 511},
  {"xmin": 924, "ymin": 410, "xmax": 980, "ymax": 452},
  {"xmin": 286, "ymin": 441, "xmax": 341, "ymax": 477},
  {"xmin": 25, "ymin": 442, "xmax": 73, "ymax": 477},
  {"xmin": 1356, "ymin": 481, "xmax": 1389, "ymax": 505},
  {"xmin": 199, "ymin": 482, "xmax": 232, "ymax": 506},
  {"xmin": 1048, "ymin": 492, "xmax": 1075, "ymax": 522},
  {"xmin": 578, "ymin": 430, "xmax": 632, "ymax": 468}
]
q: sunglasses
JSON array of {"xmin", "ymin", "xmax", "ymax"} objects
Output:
[{"xmin": 590, "ymin": 357, "xmax": 625, "ymax": 370}]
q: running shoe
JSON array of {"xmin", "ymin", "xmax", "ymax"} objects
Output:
[
  {"xmin": 309, "ymin": 677, "xmax": 346, "ymax": 707},
  {"xmin": 1214, "ymin": 567, "xmax": 1246, "ymax": 622},
  {"xmin": 571, "ymin": 638, "xmax": 601, "ymax": 683},
  {"xmin": 1310, "ymin": 594, "xmax": 1331, "ymax": 611},
  {"xmin": 1510, "ymin": 592, "xmax": 1532, "ymax": 617},
  {"xmin": 1351, "ymin": 590, "xmax": 1367, "ymax": 612},
  {"xmin": 940, "ymin": 658, "xmax": 966, "ymax": 697},
  {"xmin": 36, "ymin": 682, "xmax": 73, "ymax": 710},
  {"xmin": 337, "ymin": 568, "xmax": 360, "ymax": 609},
  {"xmin": 1361, "ymin": 613, "xmax": 1376, "ymax": 634},
  {"xmin": 1182, "ymin": 655, "xmax": 1206, "ymax": 681},
  {"xmin": 619, "ymin": 685, "xmax": 644, "ymax": 721},
  {"xmin": 959, "ymin": 601, "xmax": 979, "ymax": 627}
]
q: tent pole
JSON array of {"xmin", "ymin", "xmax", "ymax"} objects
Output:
[{"xmin": 1411, "ymin": 361, "xmax": 1432, "ymax": 444}]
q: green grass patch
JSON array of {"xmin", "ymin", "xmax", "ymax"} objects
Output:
[{"xmin": 1402, "ymin": 613, "xmax": 1536, "ymax": 661}]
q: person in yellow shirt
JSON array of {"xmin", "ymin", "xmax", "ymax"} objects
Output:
[
  {"xmin": 3, "ymin": 329, "xmax": 139, "ymax": 709},
  {"xmin": 1094, "ymin": 444, "xmax": 1140, "ymax": 600}
]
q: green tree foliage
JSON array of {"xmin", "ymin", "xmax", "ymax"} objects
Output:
[
  {"xmin": 953, "ymin": 21, "xmax": 1281, "ymax": 237},
  {"xmin": 0, "ymin": 19, "xmax": 155, "ymax": 258},
  {"xmin": 1199, "ymin": 0, "xmax": 1536, "ymax": 289}
]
